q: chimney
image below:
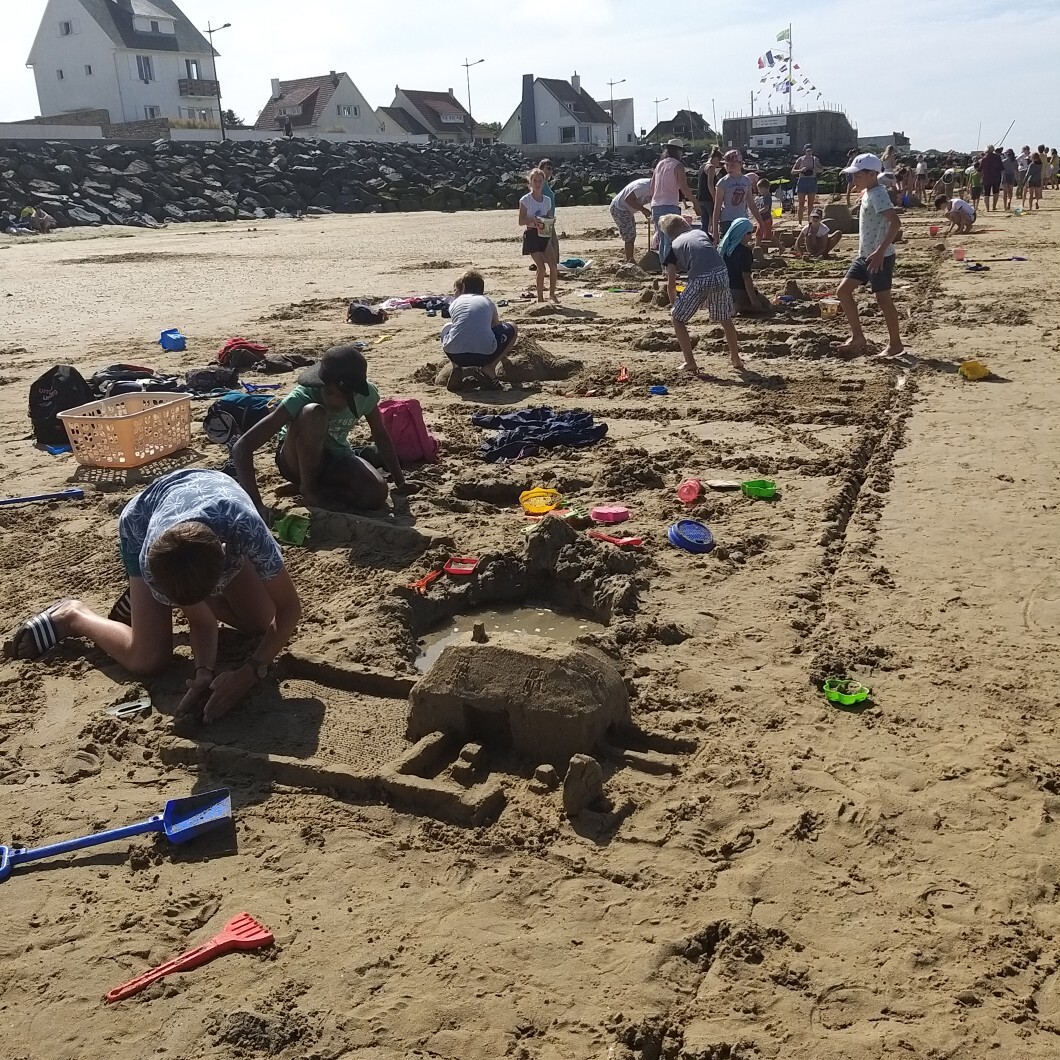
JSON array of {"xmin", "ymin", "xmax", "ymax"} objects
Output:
[
  {"xmin": 520, "ymin": 74, "xmax": 536, "ymax": 146},
  {"xmin": 571, "ymin": 71, "xmax": 581, "ymax": 93},
  {"xmin": 271, "ymin": 78, "xmax": 281, "ymax": 100},
  {"xmin": 330, "ymin": 70, "xmax": 339, "ymax": 86}
]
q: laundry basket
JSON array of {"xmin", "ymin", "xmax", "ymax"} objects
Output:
[{"xmin": 58, "ymin": 393, "xmax": 192, "ymax": 469}]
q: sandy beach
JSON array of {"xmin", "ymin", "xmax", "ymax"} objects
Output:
[{"xmin": 1, "ymin": 200, "xmax": 1059, "ymax": 1060}]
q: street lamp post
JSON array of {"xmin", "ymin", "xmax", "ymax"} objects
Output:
[
  {"xmin": 461, "ymin": 58, "xmax": 484, "ymax": 139},
  {"xmin": 653, "ymin": 97, "xmax": 668, "ymax": 137},
  {"xmin": 202, "ymin": 21, "xmax": 231, "ymax": 142},
  {"xmin": 606, "ymin": 78, "xmax": 625, "ymax": 151}
]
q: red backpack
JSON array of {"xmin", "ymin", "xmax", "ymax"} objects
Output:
[{"xmin": 377, "ymin": 397, "xmax": 440, "ymax": 464}]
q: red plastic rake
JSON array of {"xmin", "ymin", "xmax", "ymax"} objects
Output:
[{"xmin": 105, "ymin": 912, "xmax": 274, "ymax": 1004}]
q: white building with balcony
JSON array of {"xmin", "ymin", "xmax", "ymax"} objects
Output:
[{"xmin": 27, "ymin": 0, "xmax": 220, "ymax": 125}]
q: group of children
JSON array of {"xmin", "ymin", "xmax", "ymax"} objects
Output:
[
  {"xmin": 6, "ymin": 344, "xmax": 426, "ymax": 724},
  {"xmin": 603, "ymin": 144, "xmax": 905, "ymax": 372}
]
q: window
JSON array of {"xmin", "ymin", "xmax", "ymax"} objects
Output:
[
  {"xmin": 276, "ymin": 107, "xmax": 290, "ymax": 116},
  {"xmin": 56, "ymin": 69, "xmax": 64, "ymax": 81},
  {"xmin": 136, "ymin": 55, "xmax": 154, "ymax": 82},
  {"xmin": 185, "ymin": 59, "xmax": 202, "ymax": 80},
  {"xmin": 337, "ymin": 105, "xmax": 353, "ymax": 117},
  {"xmin": 578, "ymin": 125, "xmax": 590, "ymax": 143},
  {"xmin": 150, "ymin": 20, "xmax": 159, "ymax": 32},
  {"xmin": 85, "ymin": 65, "xmax": 93, "ymax": 76},
  {"xmin": 440, "ymin": 113, "xmax": 463, "ymax": 124},
  {"xmin": 59, "ymin": 20, "xmax": 72, "ymax": 35},
  {"xmin": 560, "ymin": 126, "xmax": 576, "ymax": 143},
  {"xmin": 144, "ymin": 106, "xmax": 161, "ymax": 119},
  {"xmin": 626, "ymin": 133, "xmax": 633, "ymax": 143}
]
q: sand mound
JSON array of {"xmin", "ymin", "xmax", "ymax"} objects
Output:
[{"xmin": 498, "ymin": 337, "xmax": 582, "ymax": 382}]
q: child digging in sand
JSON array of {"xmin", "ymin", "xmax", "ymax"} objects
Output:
[
  {"xmin": 658, "ymin": 214, "xmax": 744, "ymax": 375},
  {"xmin": 721, "ymin": 218, "xmax": 772, "ymax": 316},
  {"xmin": 935, "ymin": 194, "xmax": 976, "ymax": 235},
  {"xmin": 4, "ymin": 469, "xmax": 302, "ymax": 725},
  {"xmin": 795, "ymin": 207, "xmax": 843, "ymax": 258},
  {"xmin": 440, "ymin": 269, "xmax": 519, "ymax": 391},
  {"xmin": 232, "ymin": 344, "xmax": 413, "ymax": 518},
  {"xmin": 835, "ymin": 154, "xmax": 904, "ymax": 360}
]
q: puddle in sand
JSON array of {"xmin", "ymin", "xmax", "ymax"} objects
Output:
[{"xmin": 415, "ymin": 605, "xmax": 601, "ymax": 672}]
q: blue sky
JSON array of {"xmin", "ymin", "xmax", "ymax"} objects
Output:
[{"xmin": 6, "ymin": 0, "xmax": 1058, "ymax": 149}]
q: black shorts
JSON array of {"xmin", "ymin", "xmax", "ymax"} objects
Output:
[
  {"xmin": 845, "ymin": 254, "xmax": 895, "ymax": 293},
  {"xmin": 522, "ymin": 229, "xmax": 551, "ymax": 255},
  {"xmin": 970, "ymin": 186, "xmax": 982, "ymax": 200},
  {"xmin": 446, "ymin": 323, "xmax": 517, "ymax": 367},
  {"xmin": 983, "ymin": 181, "xmax": 1000, "ymax": 196},
  {"xmin": 1028, "ymin": 179, "xmax": 1042, "ymax": 188},
  {"xmin": 275, "ymin": 435, "xmax": 342, "ymax": 484}
]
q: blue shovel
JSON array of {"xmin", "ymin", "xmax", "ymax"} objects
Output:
[{"xmin": 0, "ymin": 788, "xmax": 232, "ymax": 883}]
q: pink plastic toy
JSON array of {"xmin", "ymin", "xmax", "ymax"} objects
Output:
[{"xmin": 591, "ymin": 505, "xmax": 630, "ymax": 525}]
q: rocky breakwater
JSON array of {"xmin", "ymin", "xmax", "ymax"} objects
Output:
[{"xmin": 0, "ymin": 137, "xmax": 661, "ymax": 229}]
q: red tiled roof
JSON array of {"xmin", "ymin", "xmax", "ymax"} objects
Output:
[
  {"xmin": 400, "ymin": 89, "xmax": 475, "ymax": 137},
  {"xmin": 254, "ymin": 72, "xmax": 345, "ymax": 129}
]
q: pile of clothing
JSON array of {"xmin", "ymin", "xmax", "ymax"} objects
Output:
[{"xmin": 471, "ymin": 408, "xmax": 608, "ymax": 463}]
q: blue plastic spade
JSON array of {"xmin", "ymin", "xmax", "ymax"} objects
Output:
[{"xmin": 0, "ymin": 788, "xmax": 231, "ymax": 883}]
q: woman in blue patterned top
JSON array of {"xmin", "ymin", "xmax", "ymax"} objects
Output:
[{"xmin": 5, "ymin": 469, "xmax": 302, "ymax": 724}]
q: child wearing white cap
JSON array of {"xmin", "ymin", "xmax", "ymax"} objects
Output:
[{"xmin": 835, "ymin": 154, "xmax": 904, "ymax": 359}]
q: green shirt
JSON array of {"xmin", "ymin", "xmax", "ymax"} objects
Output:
[
  {"xmin": 278, "ymin": 382, "xmax": 380, "ymax": 452},
  {"xmin": 542, "ymin": 181, "xmax": 556, "ymax": 215}
]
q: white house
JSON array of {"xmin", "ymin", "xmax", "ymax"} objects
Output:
[
  {"xmin": 499, "ymin": 74, "xmax": 614, "ymax": 148},
  {"xmin": 602, "ymin": 97, "xmax": 636, "ymax": 148},
  {"xmin": 27, "ymin": 0, "xmax": 220, "ymax": 125},
  {"xmin": 253, "ymin": 72, "xmax": 394, "ymax": 139},
  {"xmin": 385, "ymin": 87, "xmax": 480, "ymax": 143}
]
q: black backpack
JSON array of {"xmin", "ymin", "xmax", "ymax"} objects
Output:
[
  {"xmin": 28, "ymin": 365, "xmax": 93, "ymax": 446},
  {"xmin": 347, "ymin": 302, "xmax": 387, "ymax": 325},
  {"xmin": 202, "ymin": 393, "xmax": 277, "ymax": 448}
]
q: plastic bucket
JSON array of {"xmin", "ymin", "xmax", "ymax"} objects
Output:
[
  {"xmin": 929, "ymin": 225, "xmax": 939, "ymax": 236},
  {"xmin": 820, "ymin": 299, "xmax": 840, "ymax": 318},
  {"xmin": 771, "ymin": 205, "xmax": 783, "ymax": 219},
  {"xmin": 953, "ymin": 247, "xmax": 966, "ymax": 261}
]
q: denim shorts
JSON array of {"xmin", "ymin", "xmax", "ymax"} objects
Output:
[{"xmin": 845, "ymin": 254, "xmax": 895, "ymax": 293}]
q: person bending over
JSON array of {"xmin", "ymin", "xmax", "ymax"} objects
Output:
[
  {"xmin": 441, "ymin": 269, "xmax": 519, "ymax": 391},
  {"xmin": 658, "ymin": 213, "xmax": 743, "ymax": 376},
  {"xmin": 795, "ymin": 208, "xmax": 844, "ymax": 258},
  {"xmin": 233, "ymin": 344, "xmax": 411, "ymax": 517},
  {"xmin": 609, "ymin": 177, "xmax": 653, "ymax": 262},
  {"xmin": 935, "ymin": 194, "xmax": 976, "ymax": 235},
  {"xmin": 5, "ymin": 469, "xmax": 302, "ymax": 724}
]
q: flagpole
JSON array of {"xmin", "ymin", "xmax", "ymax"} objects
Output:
[{"xmin": 788, "ymin": 23, "xmax": 793, "ymax": 115}]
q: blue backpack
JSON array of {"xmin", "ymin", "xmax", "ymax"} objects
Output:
[{"xmin": 202, "ymin": 393, "xmax": 276, "ymax": 447}]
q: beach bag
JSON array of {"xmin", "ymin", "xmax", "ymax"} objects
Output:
[
  {"xmin": 347, "ymin": 303, "xmax": 387, "ymax": 325},
  {"xmin": 377, "ymin": 397, "xmax": 439, "ymax": 464},
  {"xmin": 28, "ymin": 365, "xmax": 93, "ymax": 446},
  {"xmin": 202, "ymin": 392, "xmax": 276, "ymax": 447},
  {"xmin": 88, "ymin": 363, "xmax": 161, "ymax": 397},
  {"xmin": 186, "ymin": 366, "xmax": 239, "ymax": 392}
]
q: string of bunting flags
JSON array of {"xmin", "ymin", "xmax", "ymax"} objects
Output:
[{"xmin": 755, "ymin": 26, "xmax": 822, "ymax": 104}]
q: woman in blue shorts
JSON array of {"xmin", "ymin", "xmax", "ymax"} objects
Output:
[{"xmin": 791, "ymin": 144, "xmax": 822, "ymax": 224}]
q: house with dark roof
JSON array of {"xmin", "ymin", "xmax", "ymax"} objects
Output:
[
  {"xmin": 386, "ymin": 87, "xmax": 485, "ymax": 143},
  {"xmin": 27, "ymin": 0, "xmax": 220, "ymax": 125},
  {"xmin": 253, "ymin": 72, "xmax": 394, "ymax": 139},
  {"xmin": 644, "ymin": 110, "xmax": 716, "ymax": 147},
  {"xmin": 499, "ymin": 74, "xmax": 614, "ymax": 148}
]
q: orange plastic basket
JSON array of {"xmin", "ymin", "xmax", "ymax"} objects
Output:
[{"xmin": 58, "ymin": 393, "xmax": 192, "ymax": 469}]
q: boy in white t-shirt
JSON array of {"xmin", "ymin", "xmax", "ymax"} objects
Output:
[
  {"xmin": 934, "ymin": 194, "xmax": 976, "ymax": 235},
  {"xmin": 835, "ymin": 154, "xmax": 904, "ymax": 359},
  {"xmin": 440, "ymin": 270, "xmax": 519, "ymax": 391}
]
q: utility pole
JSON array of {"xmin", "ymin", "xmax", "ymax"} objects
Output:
[
  {"xmin": 461, "ymin": 59, "xmax": 484, "ymax": 136},
  {"xmin": 202, "ymin": 21, "xmax": 231, "ymax": 142},
  {"xmin": 653, "ymin": 96, "xmax": 668, "ymax": 136},
  {"xmin": 607, "ymin": 78, "xmax": 626, "ymax": 151}
]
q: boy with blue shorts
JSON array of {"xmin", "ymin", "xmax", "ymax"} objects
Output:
[{"xmin": 836, "ymin": 154, "xmax": 904, "ymax": 360}]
